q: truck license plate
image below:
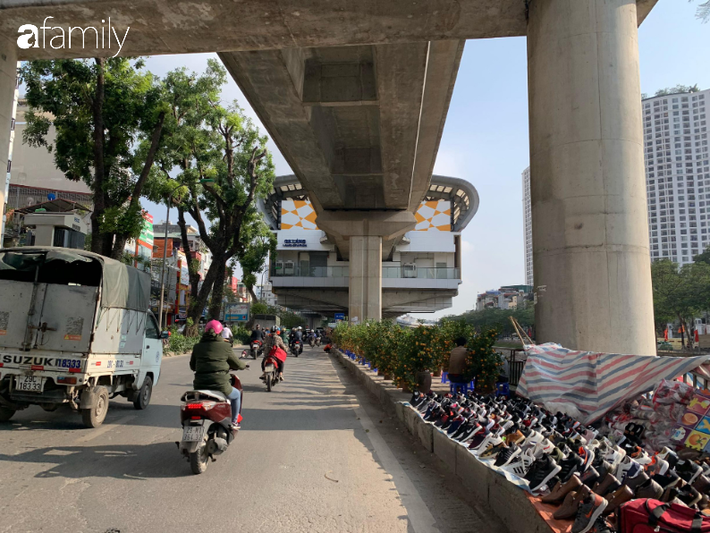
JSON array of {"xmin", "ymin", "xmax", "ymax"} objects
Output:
[
  {"xmin": 182, "ymin": 426, "xmax": 204, "ymax": 442},
  {"xmin": 15, "ymin": 375, "xmax": 45, "ymax": 393}
]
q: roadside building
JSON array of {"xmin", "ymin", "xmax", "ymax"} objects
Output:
[
  {"xmin": 8, "ymin": 100, "xmax": 92, "ymax": 211},
  {"xmin": 476, "ymin": 285, "xmax": 533, "ymax": 311},
  {"xmin": 523, "ymin": 88, "xmax": 710, "ymax": 277}
]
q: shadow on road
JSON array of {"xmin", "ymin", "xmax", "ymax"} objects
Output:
[{"xmin": 0, "ymin": 442, "xmax": 188, "ymax": 479}]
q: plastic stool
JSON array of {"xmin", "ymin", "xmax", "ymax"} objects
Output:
[
  {"xmin": 449, "ymin": 380, "xmax": 475, "ymax": 394},
  {"xmin": 495, "ymin": 382, "xmax": 510, "ymax": 397},
  {"xmin": 441, "ymin": 371, "xmax": 449, "ymax": 384}
]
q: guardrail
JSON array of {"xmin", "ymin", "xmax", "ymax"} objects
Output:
[
  {"xmin": 272, "ymin": 266, "xmax": 349, "ymax": 277},
  {"xmin": 271, "ymin": 265, "xmax": 460, "ymax": 279},
  {"xmin": 382, "ymin": 266, "xmax": 460, "ymax": 279}
]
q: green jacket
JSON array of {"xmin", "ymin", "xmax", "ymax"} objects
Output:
[{"xmin": 189, "ymin": 332, "xmax": 247, "ymax": 395}]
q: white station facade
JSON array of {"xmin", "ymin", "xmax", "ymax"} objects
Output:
[{"xmin": 260, "ymin": 175, "xmax": 478, "ymax": 319}]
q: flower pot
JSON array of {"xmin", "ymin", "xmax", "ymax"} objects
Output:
[
  {"xmin": 416, "ymin": 370, "xmax": 432, "ymax": 393},
  {"xmin": 433, "ymin": 369, "xmax": 442, "ymax": 378},
  {"xmin": 383, "ymin": 373, "xmax": 392, "ymax": 381}
]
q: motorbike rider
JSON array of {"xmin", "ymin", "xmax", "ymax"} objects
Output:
[
  {"xmin": 250, "ymin": 324, "xmax": 264, "ymax": 343},
  {"xmin": 263, "ymin": 326, "xmax": 287, "ymax": 381},
  {"xmin": 190, "ymin": 320, "xmax": 247, "ymax": 430},
  {"xmin": 220, "ymin": 321, "xmax": 234, "ymax": 346}
]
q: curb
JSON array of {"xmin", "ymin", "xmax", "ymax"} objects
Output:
[{"xmin": 333, "ymin": 350, "xmax": 552, "ymax": 533}]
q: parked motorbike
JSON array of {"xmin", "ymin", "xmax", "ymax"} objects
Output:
[
  {"xmin": 178, "ymin": 374, "xmax": 243, "ymax": 475},
  {"xmin": 250, "ymin": 339, "xmax": 264, "ymax": 359},
  {"xmin": 291, "ymin": 340, "xmax": 303, "ymax": 357},
  {"xmin": 262, "ymin": 353, "xmax": 280, "ymax": 392}
]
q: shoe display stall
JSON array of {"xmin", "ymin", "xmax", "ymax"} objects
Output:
[{"xmin": 335, "ymin": 344, "xmax": 710, "ymax": 533}]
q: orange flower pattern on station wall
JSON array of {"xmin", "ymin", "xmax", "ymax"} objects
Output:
[{"xmin": 281, "ymin": 199, "xmax": 451, "ymax": 231}]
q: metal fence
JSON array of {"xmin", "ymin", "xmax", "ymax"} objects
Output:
[
  {"xmin": 272, "ymin": 265, "xmax": 460, "ymax": 279},
  {"xmin": 382, "ymin": 266, "xmax": 460, "ymax": 279},
  {"xmin": 495, "ymin": 347, "xmax": 527, "ymax": 387}
]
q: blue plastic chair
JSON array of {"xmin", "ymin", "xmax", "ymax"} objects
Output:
[
  {"xmin": 495, "ymin": 382, "xmax": 510, "ymax": 397},
  {"xmin": 441, "ymin": 371, "xmax": 449, "ymax": 384},
  {"xmin": 450, "ymin": 379, "xmax": 475, "ymax": 394}
]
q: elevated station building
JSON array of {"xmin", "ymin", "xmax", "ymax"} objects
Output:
[{"xmin": 260, "ymin": 175, "xmax": 478, "ymax": 320}]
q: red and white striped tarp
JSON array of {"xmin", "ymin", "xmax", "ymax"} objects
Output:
[{"xmin": 517, "ymin": 343, "xmax": 710, "ymax": 425}]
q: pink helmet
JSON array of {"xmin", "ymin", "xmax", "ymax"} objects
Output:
[{"xmin": 205, "ymin": 320, "xmax": 223, "ymax": 335}]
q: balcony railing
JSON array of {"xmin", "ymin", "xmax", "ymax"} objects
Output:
[
  {"xmin": 382, "ymin": 267, "xmax": 460, "ymax": 280},
  {"xmin": 272, "ymin": 266, "xmax": 349, "ymax": 277},
  {"xmin": 271, "ymin": 265, "xmax": 460, "ymax": 279}
]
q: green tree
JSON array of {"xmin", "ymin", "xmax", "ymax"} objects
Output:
[
  {"xmin": 250, "ymin": 302, "xmax": 270, "ymax": 316},
  {"xmin": 447, "ymin": 306, "xmax": 534, "ymax": 339},
  {"xmin": 694, "ymin": 250, "xmax": 710, "ymax": 265},
  {"xmin": 691, "ymin": 0, "xmax": 710, "ymax": 22},
  {"xmin": 159, "ymin": 60, "xmax": 275, "ymax": 335},
  {"xmin": 652, "ymin": 259, "xmax": 710, "ymax": 348},
  {"xmin": 238, "ymin": 221, "xmax": 276, "ymax": 303},
  {"xmin": 21, "ymin": 59, "xmax": 167, "ymax": 258},
  {"xmin": 153, "ymin": 61, "xmax": 226, "ymax": 331},
  {"xmin": 280, "ymin": 310, "xmax": 306, "ymax": 329}
]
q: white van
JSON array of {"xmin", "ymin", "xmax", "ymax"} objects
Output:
[{"xmin": 0, "ymin": 247, "xmax": 163, "ymax": 427}]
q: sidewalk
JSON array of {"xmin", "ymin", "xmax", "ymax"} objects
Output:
[{"xmin": 332, "ymin": 349, "xmax": 553, "ymax": 533}]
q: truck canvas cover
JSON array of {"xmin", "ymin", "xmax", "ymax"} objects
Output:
[
  {"xmin": 0, "ymin": 248, "xmax": 150, "ymax": 354},
  {"xmin": 0, "ymin": 248, "xmax": 149, "ymax": 311}
]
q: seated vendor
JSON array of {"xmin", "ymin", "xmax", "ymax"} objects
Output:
[{"xmin": 448, "ymin": 337, "xmax": 470, "ymax": 383}]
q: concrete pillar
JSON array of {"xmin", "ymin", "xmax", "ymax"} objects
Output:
[
  {"xmin": 316, "ymin": 210, "xmax": 417, "ymax": 322},
  {"xmin": 349, "ymin": 235, "xmax": 383, "ymax": 322},
  {"xmin": 527, "ymin": 0, "xmax": 656, "ymax": 355},
  {"xmin": 0, "ymin": 39, "xmax": 18, "ymax": 241}
]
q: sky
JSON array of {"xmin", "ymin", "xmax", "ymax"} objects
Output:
[{"xmin": 139, "ymin": 0, "xmax": 710, "ymax": 318}]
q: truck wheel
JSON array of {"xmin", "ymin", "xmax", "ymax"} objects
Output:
[
  {"xmin": 132, "ymin": 376, "xmax": 153, "ymax": 410},
  {"xmin": 81, "ymin": 387, "xmax": 109, "ymax": 428},
  {"xmin": 0, "ymin": 406, "xmax": 16, "ymax": 422}
]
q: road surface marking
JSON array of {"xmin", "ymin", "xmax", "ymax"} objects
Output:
[
  {"xmin": 74, "ymin": 415, "xmax": 136, "ymax": 443},
  {"xmin": 352, "ymin": 403, "xmax": 441, "ymax": 533}
]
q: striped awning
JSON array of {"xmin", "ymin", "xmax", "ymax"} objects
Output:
[{"xmin": 517, "ymin": 343, "xmax": 710, "ymax": 425}]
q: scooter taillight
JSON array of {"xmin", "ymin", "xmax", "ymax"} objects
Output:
[{"xmin": 182, "ymin": 401, "xmax": 217, "ymax": 412}]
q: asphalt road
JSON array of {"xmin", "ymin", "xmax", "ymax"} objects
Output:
[{"xmin": 0, "ymin": 345, "xmax": 507, "ymax": 533}]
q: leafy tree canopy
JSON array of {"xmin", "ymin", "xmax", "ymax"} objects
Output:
[{"xmin": 21, "ymin": 58, "xmax": 167, "ymax": 258}]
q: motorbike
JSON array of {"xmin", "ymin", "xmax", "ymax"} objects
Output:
[
  {"xmin": 308, "ymin": 336, "xmax": 315, "ymax": 348},
  {"xmin": 315, "ymin": 336, "xmax": 322, "ymax": 347},
  {"xmin": 291, "ymin": 340, "xmax": 303, "ymax": 357},
  {"xmin": 178, "ymin": 374, "xmax": 243, "ymax": 475},
  {"xmin": 262, "ymin": 352, "xmax": 281, "ymax": 392},
  {"xmin": 249, "ymin": 339, "xmax": 264, "ymax": 359}
]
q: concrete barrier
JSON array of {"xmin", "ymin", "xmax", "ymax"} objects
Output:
[
  {"xmin": 333, "ymin": 350, "xmax": 552, "ymax": 533},
  {"xmin": 432, "ymin": 428, "xmax": 457, "ymax": 471}
]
